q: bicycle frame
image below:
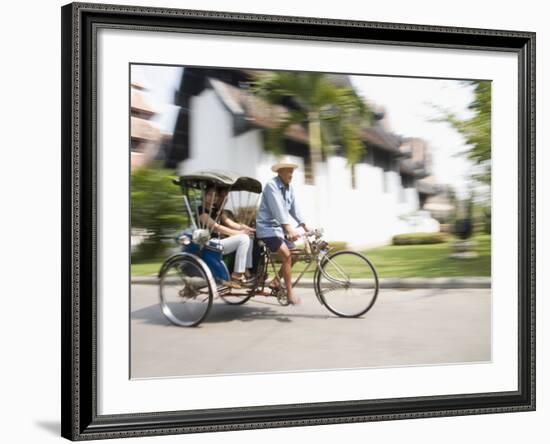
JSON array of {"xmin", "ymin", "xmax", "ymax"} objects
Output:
[
  {"xmin": 257, "ymin": 234, "xmax": 337, "ymax": 306},
  {"xmin": 210, "ymin": 230, "xmax": 354, "ymax": 306}
]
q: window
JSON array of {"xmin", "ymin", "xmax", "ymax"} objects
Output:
[{"xmin": 131, "ymin": 139, "xmax": 144, "ymax": 153}]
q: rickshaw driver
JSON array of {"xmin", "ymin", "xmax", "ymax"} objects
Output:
[
  {"xmin": 256, "ymin": 157, "xmax": 309, "ymax": 305},
  {"xmin": 198, "ymin": 186, "xmax": 255, "ymax": 288}
]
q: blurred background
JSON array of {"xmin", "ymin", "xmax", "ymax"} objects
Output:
[{"xmin": 130, "ymin": 65, "xmax": 491, "ymax": 278}]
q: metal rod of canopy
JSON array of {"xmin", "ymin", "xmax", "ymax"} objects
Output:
[
  {"xmin": 245, "ymin": 192, "xmax": 251, "ymax": 226},
  {"xmin": 243, "ymin": 192, "xmax": 253, "ymax": 227},
  {"xmin": 200, "ymin": 183, "xmax": 208, "ymax": 230},
  {"xmin": 206, "ymin": 189, "xmax": 216, "ymax": 235},
  {"xmin": 214, "ymin": 194, "xmax": 229, "ymax": 227},
  {"xmin": 238, "ymin": 190, "xmax": 242, "ymax": 222},
  {"xmin": 183, "ymin": 194, "xmax": 197, "ymax": 229},
  {"xmin": 193, "ymin": 188, "xmax": 202, "ymax": 230},
  {"xmin": 228, "ymin": 191, "xmax": 236, "ymax": 223},
  {"xmin": 251, "ymin": 195, "xmax": 259, "ymax": 227}
]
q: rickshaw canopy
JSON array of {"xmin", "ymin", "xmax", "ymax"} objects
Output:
[{"xmin": 173, "ymin": 170, "xmax": 262, "ymax": 194}]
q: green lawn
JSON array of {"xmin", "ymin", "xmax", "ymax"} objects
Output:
[
  {"xmin": 360, "ymin": 234, "xmax": 491, "ymax": 278},
  {"xmin": 131, "ymin": 261, "xmax": 164, "ymax": 277},
  {"xmin": 131, "ymin": 234, "xmax": 491, "ymax": 278}
]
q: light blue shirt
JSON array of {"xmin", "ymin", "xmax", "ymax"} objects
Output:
[{"xmin": 256, "ymin": 176, "xmax": 304, "ymax": 239}]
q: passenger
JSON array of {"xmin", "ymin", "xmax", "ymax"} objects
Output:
[{"xmin": 198, "ymin": 186, "xmax": 255, "ymax": 288}]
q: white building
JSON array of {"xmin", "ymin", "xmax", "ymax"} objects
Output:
[{"xmin": 166, "ymin": 68, "xmax": 440, "ymax": 248}]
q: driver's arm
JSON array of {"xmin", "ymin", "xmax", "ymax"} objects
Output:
[
  {"xmin": 289, "ymin": 190, "xmax": 307, "ymax": 232},
  {"xmin": 281, "ymin": 223, "xmax": 299, "ymax": 241}
]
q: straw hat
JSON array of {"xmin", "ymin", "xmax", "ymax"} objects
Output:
[{"xmin": 271, "ymin": 156, "xmax": 299, "ymax": 172}]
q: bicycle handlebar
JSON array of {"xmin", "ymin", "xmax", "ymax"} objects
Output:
[{"xmin": 303, "ymin": 228, "xmax": 324, "ymax": 238}]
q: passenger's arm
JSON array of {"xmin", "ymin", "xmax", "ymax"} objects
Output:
[
  {"xmin": 289, "ymin": 191, "xmax": 305, "ymax": 227},
  {"xmin": 199, "ymin": 213, "xmax": 241, "ymax": 237},
  {"xmin": 220, "ymin": 212, "xmax": 241, "ymax": 230}
]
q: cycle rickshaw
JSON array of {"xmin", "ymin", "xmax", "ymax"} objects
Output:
[{"xmin": 158, "ymin": 170, "xmax": 379, "ymax": 327}]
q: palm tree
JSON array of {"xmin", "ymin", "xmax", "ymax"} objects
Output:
[{"xmin": 251, "ymin": 72, "xmax": 372, "ymax": 169}]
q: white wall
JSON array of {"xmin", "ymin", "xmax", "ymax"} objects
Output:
[
  {"xmin": 182, "ymin": 88, "xmax": 234, "ymax": 172},
  {"xmin": 2, "ymin": 1, "xmax": 545, "ymax": 444},
  {"xmin": 183, "ymin": 88, "xmax": 268, "ymax": 180}
]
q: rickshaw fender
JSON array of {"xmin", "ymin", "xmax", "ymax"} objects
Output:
[
  {"xmin": 158, "ymin": 252, "xmax": 208, "ymax": 279},
  {"xmin": 201, "ymin": 247, "xmax": 231, "ymax": 282}
]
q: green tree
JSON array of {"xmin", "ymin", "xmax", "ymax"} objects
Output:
[
  {"xmin": 433, "ymin": 80, "xmax": 492, "ymax": 184},
  {"xmin": 131, "ymin": 164, "xmax": 187, "ymax": 260},
  {"xmin": 251, "ymin": 72, "xmax": 372, "ymax": 167}
]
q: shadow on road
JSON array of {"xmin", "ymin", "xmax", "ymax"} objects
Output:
[
  {"xmin": 132, "ymin": 300, "xmax": 334, "ymax": 327},
  {"xmin": 205, "ymin": 302, "xmax": 333, "ymax": 324}
]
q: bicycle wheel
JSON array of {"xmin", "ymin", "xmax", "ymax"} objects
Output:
[
  {"xmin": 315, "ymin": 250, "xmax": 379, "ymax": 318},
  {"xmin": 159, "ymin": 255, "xmax": 215, "ymax": 327},
  {"xmin": 220, "ymin": 248, "xmax": 267, "ymax": 305},
  {"xmin": 220, "ymin": 289, "xmax": 254, "ymax": 305}
]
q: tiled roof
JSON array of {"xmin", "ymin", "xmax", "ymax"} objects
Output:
[
  {"xmin": 208, "ymin": 77, "xmax": 413, "ymax": 157},
  {"xmin": 131, "ymin": 116, "xmax": 160, "ymax": 141},
  {"xmin": 209, "ymin": 78, "xmax": 309, "ymax": 143},
  {"xmin": 416, "ymin": 176, "xmax": 440, "ymax": 195},
  {"xmin": 361, "ymin": 126, "xmax": 402, "ymax": 153},
  {"xmin": 399, "ymin": 158, "xmax": 429, "ymax": 177},
  {"xmin": 131, "ymin": 87, "xmax": 156, "ymax": 116}
]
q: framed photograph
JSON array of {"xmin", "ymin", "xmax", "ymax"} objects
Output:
[{"xmin": 61, "ymin": 2, "xmax": 535, "ymax": 440}]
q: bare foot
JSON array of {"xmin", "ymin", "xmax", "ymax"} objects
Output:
[
  {"xmin": 268, "ymin": 277, "xmax": 281, "ymax": 290},
  {"xmin": 288, "ymin": 293, "xmax": 301, "ymax": 305},
  {"xmin": 223, "ymin": 280, "xmax": 242, "ymax": 289}
]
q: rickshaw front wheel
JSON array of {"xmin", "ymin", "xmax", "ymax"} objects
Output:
[{"xmin": 159, "ymin": 254, "xmax": 216, "ymax": 327}]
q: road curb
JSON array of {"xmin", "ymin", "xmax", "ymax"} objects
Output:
[{"xmin": 131, "ymin": 276, "xmax": 491, "ymax": 289}]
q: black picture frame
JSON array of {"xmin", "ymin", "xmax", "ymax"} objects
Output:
[{"xmin": 61, "ymin": 2, "xmax": 536, "ymax": 440}]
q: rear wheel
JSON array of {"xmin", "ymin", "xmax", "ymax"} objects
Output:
[
  {"xmin": 315, "ymin": 251, "xmax": 379, "ymax": 318},
  {"xmin": 222, "ymin": 248, "xmax": 269, "ymax": 304},
  {"xmin": 219, "ymin": 256, "xmax": 262, "ymax": 305},
  {"xmin": 159, "ymin": 255, "xmax": 215, "ymax": 327}
]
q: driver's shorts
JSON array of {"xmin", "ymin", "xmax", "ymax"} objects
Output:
[{"xmin": 259, "ymin": 236, "xmax": 296, "ymax": 253}]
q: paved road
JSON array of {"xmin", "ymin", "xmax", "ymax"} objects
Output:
[{"xmin": 130, "ymin": 285, "xmax": 491, "ymax": 379}]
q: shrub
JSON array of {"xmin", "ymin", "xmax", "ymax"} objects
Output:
[
  {"xmin": 131, "ymin": 165, "xmax": 188, "ymax": 261},
  {"xmin": 392, "ymin": 232, "xmax": 449, "ymax": 245},
  {"xmin": 483, "ymin": 207, "xmax": 491, "ymax": 234},
  {"xmin": 328, "ymin": 241, "xmax": 347, "ymax": 251}
]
